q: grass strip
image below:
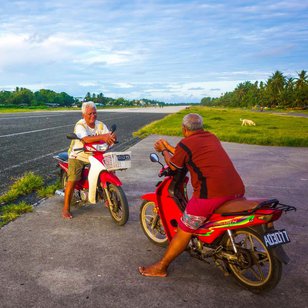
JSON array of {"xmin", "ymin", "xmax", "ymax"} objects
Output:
[
  {"xmin": 0, "ymin": 172, "xmax": 44, "ymax": 204},
  {"xmin": 37, "ymin": 180, "xmax": 61, "ymax": 198},
  {"xmin": 0, "ymin": 202, "xmax": 33, "ymax": 228},
  {"xmin": 133, "ymin": 106, "xmax": 308, "ymax": 147}
]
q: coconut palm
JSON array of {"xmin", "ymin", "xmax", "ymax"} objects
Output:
[
  {"xmin": 295, "ymin": 70, "xmax": 308, "ymax": 89},
  {"xmin": 266, "ymin": 71, "xmax": 286, "ymax": 106}
]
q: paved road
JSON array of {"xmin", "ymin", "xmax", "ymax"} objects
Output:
[
  {"xmin": 0, "ymin": 110, "xmax": 170, "ymax": 195},
  {"xmin": 0, "ymin": 135, "xmax": 307, "ymax": 307}
]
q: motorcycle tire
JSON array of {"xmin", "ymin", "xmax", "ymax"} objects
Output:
[
  {"xmin": 106, "ymin": 184, "xmax": 129, "ymax": 226},
  {"xmin": 140, "ymin": 200, "xmax": 168, "ymax": 247},
  {"xmin": 224, "ymin": 228, "xmax": 282, "ymax": 293}
]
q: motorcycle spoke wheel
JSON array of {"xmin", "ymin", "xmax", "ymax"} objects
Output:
[
  {"xmin": 140, "ymin": 201, "xmax": 168, "ymax": 247},
  {"xmin": 226, "ymin": 229, "xmax": 282, "ymax": 293},
  {"xmin": 60, "ymin": 171, "xmax": 79, "ymax": 206},
  {"xmin": 107, "ymin": 184, "xmax": 129, "ymax": 226}
]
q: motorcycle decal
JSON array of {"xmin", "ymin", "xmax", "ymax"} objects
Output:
[{"xmin": 197, "ymin": 215, "xmax": 255, "ymax": 236}]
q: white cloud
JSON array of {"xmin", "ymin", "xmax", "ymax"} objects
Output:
[
  {"xmin": 113, "ymin": 82, "xmax": 134, "ymax": 89},
  {"xmin": 0, "ymin": 0, "xmax": 307, "ymax": 102}
]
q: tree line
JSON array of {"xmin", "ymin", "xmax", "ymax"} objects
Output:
[
  {"xmin": 201, "ymin": 70, "xmax": 308, "ymax": 109},
  {"xmin": 83, "ymin": 92, "xmax": 166, "ymax": 107},
  {"xmin": 0, "ymin": 87, "xmax": 167, "ymax": 108},
  {"xmin": 0, "ymin": 88, "xmax": 76, "ymax": 107}
]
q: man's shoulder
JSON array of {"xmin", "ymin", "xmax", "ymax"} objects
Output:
[
  {"xmin": 181, "ymin": 131, "xmax": 219, "ymax": 147},
  {"xmin": 75, "ymin": 119, "xmax": 86, "ymax": 126}
]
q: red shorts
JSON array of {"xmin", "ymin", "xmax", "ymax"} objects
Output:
[{"xmin": 179, "ymin": 195, "xmax": 241, "ymax": 233}]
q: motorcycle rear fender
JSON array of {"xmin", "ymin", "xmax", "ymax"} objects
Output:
[
  {"xmin": 271, "ymin": 245, "xmax": 290, "ymax": 264},
  {"xmin": 59, "ymin": 161, "xmax": 68, "ymax": 172},
  {"xmin": 99, "ymin": 172, "xmax": 122, "ymax": 188},
  {"xmin": 141, "ymin": 193, "xmax": 157, "ymax": 204}
]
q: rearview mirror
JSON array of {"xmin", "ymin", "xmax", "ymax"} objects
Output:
[
  {"xmin": 110, "ymin": 124, "xmax": 117, "ymax": 133},
  {"xmin": 66, "ymin": 133, "xmax": 79, "ymax": 140},
  {"xmin": 150, "ymin": 153, "xmax": 159, "ymax": 162}
]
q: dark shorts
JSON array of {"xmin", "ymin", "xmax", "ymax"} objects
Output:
[
  {"xmin": 179, "ymin": 195, "xmax": 241, "ymax": 233},
  {"xmin": 67, "ymin": 158, "xmax": 87, "ymax": 181}
]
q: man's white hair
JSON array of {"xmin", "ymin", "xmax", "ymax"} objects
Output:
[
  {"xmin": 182, "ymin": 113, "xmax": 203, "ymax": 131},
  {"xmin": 82, "ymin": 101, "xmax": 96, "ymax": 114}
]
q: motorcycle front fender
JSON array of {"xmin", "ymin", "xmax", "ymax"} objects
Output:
[
  {"xmin": 141, "ymin": 193, "xmax": 157, "ymax": 204},
  {"xmin": 99, "ymin": 171, "xmax": 122, "ymax": 188}
]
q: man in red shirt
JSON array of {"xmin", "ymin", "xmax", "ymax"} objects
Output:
[{"xmin": 139, "ymin": 113, "xmax": 245, "ymax": 277}]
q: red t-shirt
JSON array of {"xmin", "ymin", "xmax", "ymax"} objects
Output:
[{"xmin": 170, "ymin": 130, "xmax": 245, "ymax": 199}]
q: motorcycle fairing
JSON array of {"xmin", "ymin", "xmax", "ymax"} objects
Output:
[{"xmin": 88, "ymin": 156, "xmax": 106, "ymax": 203}]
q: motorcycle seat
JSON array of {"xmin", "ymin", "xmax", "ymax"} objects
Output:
[
  {"xmin": 56, "ymin": 152, "xmax": 69, "ymax": 162},
  {"xmin": 214, "ymin": 197, "xmax": 268, "ymax": 214}
]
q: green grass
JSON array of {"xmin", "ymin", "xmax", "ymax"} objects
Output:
[
  {"xmin": 133, "ymin": 106, "xmax": 308, "ymax": 147},
  {"xmin": 0, "ymin": 202, "xmax": 33, "ymax": 228},
  {"xmin": 37, "ymin": 180, "xmax": 61, "ymax": 198},
  {"xmin": 0, "ymin": 172, "xmax": 44, "ymax": 204},
  {"xmin": 0, "ymin": 173, "xmax": 61, "ymax": 228}
]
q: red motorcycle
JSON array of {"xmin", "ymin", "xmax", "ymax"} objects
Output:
[
  {"xmin": 54, "ymin": 125, "xmax": 131, "ymax": 225},
  {"xmin": 140, "ymin": 153, "xmax": 296, "ymax": 293}
]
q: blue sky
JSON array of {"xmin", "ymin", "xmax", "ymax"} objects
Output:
[{"xmin": 0, "ymin": 0, "xmax": 307, "ymax": 103}]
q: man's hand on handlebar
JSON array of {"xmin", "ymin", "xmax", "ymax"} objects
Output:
[{"xmin": 106, "ymin": 132, "xmax": 117, "ymax": 145}]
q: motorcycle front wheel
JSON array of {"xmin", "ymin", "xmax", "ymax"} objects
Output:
[
  {"xmin": 106, "ymin": 184, "xmax": 129, "ymax": 226},
  {"xmin": 225, "ymin": 228, "xmax": 282, "ymax": 293},
  {"xmin": 140, "ymin": 200, "xmax": 168, "ymax": 247}
]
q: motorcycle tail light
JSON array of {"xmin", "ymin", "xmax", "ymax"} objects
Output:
[{"xmin": 259, "ymin": 214, "xmax": 273, "ymax": 222}]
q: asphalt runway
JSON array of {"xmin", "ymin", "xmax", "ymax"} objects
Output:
[{"xmin": 0, "ymin": 111, "xmax": 168, "ymax": 195}]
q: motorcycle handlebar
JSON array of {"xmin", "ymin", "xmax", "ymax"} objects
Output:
[{"xmin": 159, "ymin": 167, "xmax": 172, "ymax": 177}]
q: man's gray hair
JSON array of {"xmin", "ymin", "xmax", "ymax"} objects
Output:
[
  {"xmin": 182, "ymin": 113, "xmax": 203, "ymax": 131},
  {"xmin": 82, "ymin": 101, "xmax": 96, "ymax": 114}
]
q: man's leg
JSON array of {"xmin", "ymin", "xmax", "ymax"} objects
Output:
[
  {"xmin": 139, "ymin": 227, "xmax": 192, "ymax": 277},
  {"xmin": 62, "ymin": 159, "xmax": 84, "ymax": 219},
  {"xmin": 62, "ymin": 180, "xmax": 75, "ymax": 219}
]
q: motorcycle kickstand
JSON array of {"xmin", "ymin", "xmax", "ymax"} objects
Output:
[{"xmin": 214, "ymin": 258, "xmax": 230, "ymax": 277}]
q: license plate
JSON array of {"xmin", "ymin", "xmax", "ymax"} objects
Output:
[{"xmin": 263, "ymin": 229, "xmax": 290, "ymax": 248}]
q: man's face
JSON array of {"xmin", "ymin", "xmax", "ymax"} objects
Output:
[{"xmin": 83, "ymin": 106, "xmax": 97, "ymax": 127}]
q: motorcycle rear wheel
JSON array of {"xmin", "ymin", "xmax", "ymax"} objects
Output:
[
  {"xmin": 60, "ymin": 170, "xmax": 79, "ymax": 205},
  {"xmin": 106, "ymin": 184, "xmax": 129, "ymax": 226},
  {"xmin": 140, "ymin": 200, "xmax": 168, "ymax": 247},
  {"xmin": 225, "ymin": 228, "xmax": 282, "ymax": 293}
]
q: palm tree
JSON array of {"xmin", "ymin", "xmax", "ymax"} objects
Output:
[
  {"xmin": 295, "ymin": 70, "xmax": 308, "ymax": 89},
  {"xmin": 266, "ymin": 70, "xmax": 286, "ymax": 106},
  {"xmin": 294, "ymin": 70, "xmax": 308, "ymax": 108}
]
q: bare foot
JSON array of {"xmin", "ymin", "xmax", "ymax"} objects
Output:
[
  {"xmin": 138, "ymin": 263, "xmax": 167, "ymax": 277},
  {"xmin": 62, "ymin": 210, "xmax": 73, "ymax": 219}
]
